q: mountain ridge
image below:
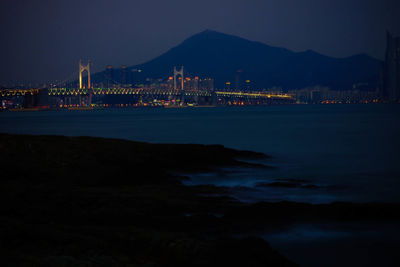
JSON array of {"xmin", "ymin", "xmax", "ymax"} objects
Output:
[{"xmin": 94, "ymin": 30, "xmax": 381, "ymax": 90}]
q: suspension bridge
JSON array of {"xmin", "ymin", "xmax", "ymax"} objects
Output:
[{"xmin": 0, "ymin": 61, "xmax": 294, "ymax": 109}]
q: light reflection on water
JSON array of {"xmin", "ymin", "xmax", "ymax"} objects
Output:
[{"xmin": 183, "ymin": 167, "xmax": 341, "ymax": 204}]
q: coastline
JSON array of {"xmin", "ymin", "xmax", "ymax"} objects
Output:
[{"xmin": 1, "ymin": 133, "xmax": 399, "ymax": 266}]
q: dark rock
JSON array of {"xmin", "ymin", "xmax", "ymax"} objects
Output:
[
  {"xmin": 0, "ymin": 133, "xmax": 292, "ymax": 267},
  {"xmin": 276, "ymin": 178, "xmax": 312, "ymax": 183},
  {"xmin": 1, "ymin": 133, "xmax": 399, "ymax": 267},
  {"xmin": 257, "ymin": 182, "xmax": 300, "ymax": 188},
  {"xmin": 301, "ymin": 184, "xmax": 320, "ymax": 189}
]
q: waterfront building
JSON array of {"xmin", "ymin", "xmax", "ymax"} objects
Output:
[
  {"xmin": 235, "ymin": 69, "xmax": 243, "ymax": 91},
  {"xmin": 200, "ymin": 78, "xmax": 214, "ymax": 91},
  {"xmin": 120, "ymin": 65, "xmax": 128, "ymax": 86},
  {"xmin": 104, "ymin": 65, "xmax": 114, "ymax": 88},
  {"xmin": 382, "ymin": 32, "xmax": 400, "ymax": 102}
]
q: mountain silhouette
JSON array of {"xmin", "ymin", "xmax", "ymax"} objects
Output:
[{"xmin": 94, "ymin": 30, "xmax": 381, "ymax": 90}]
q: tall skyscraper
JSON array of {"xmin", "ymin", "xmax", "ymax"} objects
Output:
[
  {"xmin": 235, "ymin": 70, "xmax": 243, "ymax": 91},
  {"xmin": 105, "ymin": 65, "xmax": 114, "ymax": 88},
  {"xmin": 120, "ymin": 65, "xmax": 128, "ymax": 86},
  {"xmin": 382, "ymin": 32, "xmax": 400, "ymax": 102}
]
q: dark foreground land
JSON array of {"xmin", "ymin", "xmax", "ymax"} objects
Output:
[{"xmin": 1, "ymin": 134, "xmax": 399, "ymax": 266}]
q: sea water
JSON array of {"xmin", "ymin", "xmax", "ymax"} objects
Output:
[{"xmin": 1, "ymin": 104, "xmax": 400, "ymax": 203}]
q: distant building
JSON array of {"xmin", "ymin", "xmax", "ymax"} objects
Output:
[
  {"xmin": 105, "ymin": 65, "xmax": 114, "ymax": 88},
  {"xmin": 382, "ymin": 32, "xmax": 400, "ymax": 102},
  {"xmin": 244, "ymin": 80, "xmax": 251, "ymax": 90},
  {"xmin": 120, "ymin": 65, "xmax": 128, "ymax": 86},
  {"xmin": 235, "ymin": 70, "xmax": 243, "ymax": 91},
  {"xmin": 224, "ymin": 81, "xmax": 231, "ymax": 90},
  {"xmin": 193, "ymin": 77, "xmax": 199, "ymax": 90},
  {"xmin": 289, "ymin": 86, "xmax": 379, "ymax": 104},
  {"xmin": 200, "ymin": 78, "xmax": 214, "ymax": 91}
]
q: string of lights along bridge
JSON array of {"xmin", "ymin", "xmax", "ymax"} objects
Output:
[
  {"xmin": 0, "ymin": 88, "xmax": 293, "ymax": 99},
  {"xmin": 0, "ymin": 61, "xmax": 294, "ymax": 109}
]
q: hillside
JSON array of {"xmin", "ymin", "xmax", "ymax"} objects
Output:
[{"xmin": 94, "ymin": 30, "xmax": 381, "ymax": 90}]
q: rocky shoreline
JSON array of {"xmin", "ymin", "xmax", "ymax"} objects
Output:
[{"xmin": 1, "ymin": 133, "xmax": 399, "ymax": 266}]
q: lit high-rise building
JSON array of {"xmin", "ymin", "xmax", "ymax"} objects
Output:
[
  {"xmin": 200, "ymin": 78, "xmax": 214, "ymax": 91},
  {"xmin": 105, "ymin": 65, "xmax": 114, "ymax": 88},
  {"xmin": 120, "ymin": 65, "xmax": 128, "ymax": 86},
  {"xmin": 235, "ymin": 70, "xmax": 243, "ymax": 91},
  {"xmin": 382, "ymin": 32, "xmax": 400, "ymax": 102}
]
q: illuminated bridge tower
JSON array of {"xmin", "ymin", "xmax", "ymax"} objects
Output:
[
  {"xmin": 174, "ymin": 66, "xmax": 185, "ymax": 105},
  {"xmin": 79, "ymin": 60, "xmax": 91, "ymax": 89},
  {"xmin": 79, "ymin": 60, "xmax": 92, "ymax": 106},
  {"xmin": 173, "ymin": 66, "xmax": 184, "ymax": 91}
]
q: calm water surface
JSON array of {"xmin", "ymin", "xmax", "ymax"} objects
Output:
[{"xmin": 1, "ymin": 104, "xmax": 400, "ymax": 203}]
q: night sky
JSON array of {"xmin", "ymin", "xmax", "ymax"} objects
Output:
[{"xmin": 1, "ymin": 0, "xmax": 399, "ymax": 85}]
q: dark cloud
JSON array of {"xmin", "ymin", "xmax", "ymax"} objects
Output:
[{"xmin": 0, "ymin": 0, "xmax": 399, "ymax": 84}]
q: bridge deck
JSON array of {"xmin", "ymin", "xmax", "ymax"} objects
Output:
[{"xmin": 1, "ymin": 88, "xmax": 294, "ymax": 100}]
